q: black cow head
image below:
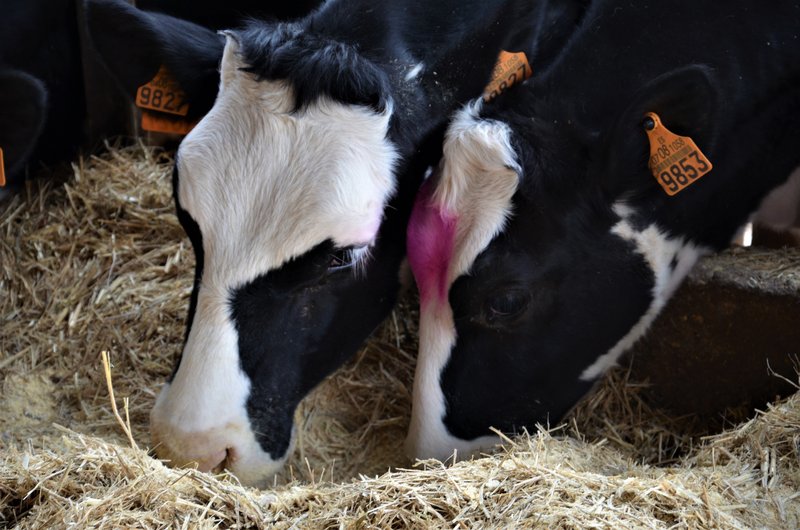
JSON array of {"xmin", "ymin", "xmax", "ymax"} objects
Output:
[{"xmin": 404, "ymin": 65, "xmax": 723, "ymax": 460}]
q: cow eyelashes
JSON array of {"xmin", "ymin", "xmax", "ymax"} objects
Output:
[
  {"xmin": 484, "ymin": 289, "xmax": 530, "ymax": 324},
  {"xmin": 327, "ymin": 245, "xmax": 370, "ymax": 274}
]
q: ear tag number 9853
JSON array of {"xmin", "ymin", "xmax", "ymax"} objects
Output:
[{"xmin": 644, "ymin": 112, "xmax": 712, "ymax": 196}]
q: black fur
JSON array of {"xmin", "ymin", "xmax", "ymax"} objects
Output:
[
  {"xmin": 86, "ymin": 0, "xmax": 225, "ymax": 120},
  {"xmin": 431, "ymin": 0, "xmax": 800, "ymax": 443},
  {"xmin": 219, "ymin": 0, "xmax": 589, "ymax": 464},
  {"xmin": 237, "ymin": 23, "xmax": 391, "ymax": 112},
  {"xmin": 0, "ymin": 0, "xmax": 83, "ymax": 186},
  {"xmin": 136, "ymin": 0, "xmax": 321, "ymax": 29},
  {"xmin": 0, "ymin": 70, "xmax": 48, "ymax": 178},
  {"xmin": 88, "ymin": 0, "xmax": 592, "ymax": 472}
]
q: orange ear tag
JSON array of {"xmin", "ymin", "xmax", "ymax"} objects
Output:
[
  {"xmin": 483, "ymin": 51, "xmax": 532, "ymax": 103},
  {"xmin": 644, "ymin": 112, "xmax": 713, "ymax": 196},
  {"xmin": 141, "ymin": 111, "xmax": 196, "ymax": 135},
  {"xmin": 136, "ymin": 65, "xmax": 190, "ymax": 116},
  {"xmin": 0, "ymin": 147, "xmax": 6, "ymax": 187}
]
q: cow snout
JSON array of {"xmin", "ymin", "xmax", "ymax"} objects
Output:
[
  {"xmin": 150, "ymin": 382, "xmax": 289, "ymax": 486},
  {"xmin": 150, "ymin": 422, "xmax": 233, "ymax": 473}
]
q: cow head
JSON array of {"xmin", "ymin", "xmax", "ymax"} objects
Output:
[
  {"xmin": 154, "ymin": 32, "xmax": 402, "ymax": 483},
  {"xmin": 405, "ymin": 66, "xmax": 720, "ymax": 460},
  {"xmin": 88, "ymin": 1, "xmax": 405, "ymax": 485}
]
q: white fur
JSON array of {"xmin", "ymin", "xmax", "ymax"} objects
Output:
[
  {"xmin": 580, "ymin": 205, "xmax": 707, "ymax": 381},
  {"xmin": 153, "ymin": 36, "xmax": 398, "ymax": 485},
  {"xmin": 406, "ymin": 302, "xmax": 501, "ymax": 461},
  {"xmin": 405, "ymin": 62, "xmax": 424, "ymax": 82},
  {"xmin": 435, "ymin": 100, "xmax": 521, "ymax": 284},
  {"xmin": 406, "ymin": 100, "xmax": 519, "ymax": 460},
  {"xmin": 178, "ymin": 41, "xmax": 398, "ymax": 287},
  {"xmin": 150, "ymin": 285, "xmax": 287, "ymax": 485}
]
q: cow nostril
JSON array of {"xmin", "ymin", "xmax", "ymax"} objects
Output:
[
  {"xmin": 211, "ymin": 447, "xmax": 238, "ymax": 474},
  {"xmin": 197, "ymin": 449, "xmax": 227, "ymax": 473}
]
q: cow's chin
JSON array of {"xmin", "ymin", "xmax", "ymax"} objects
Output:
[{"xmin": 150, "ymin": 383, "xmax": 294, "ymax": 488}]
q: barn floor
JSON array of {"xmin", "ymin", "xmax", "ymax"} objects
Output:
[{"xmin": 1, "ymin": 145, "xmax": 798, "ymax": 528}]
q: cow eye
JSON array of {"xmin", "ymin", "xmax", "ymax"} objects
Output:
[
  {"xmin": 485, "ymin": 289, "xmax": 530, "ymax": 323},
  {"xmin": 327, "ymin": 246, "xmax": 369, "ymax": 273}
]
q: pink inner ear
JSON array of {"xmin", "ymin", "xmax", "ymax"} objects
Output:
[{"xmin": 407, "ymin": 179, "xmax": 457, "ymax": 305}]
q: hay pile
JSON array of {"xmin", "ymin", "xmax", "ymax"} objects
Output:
[{"xmin": 1, "ymin": 145, "xmax": 798, "ymax": 528}]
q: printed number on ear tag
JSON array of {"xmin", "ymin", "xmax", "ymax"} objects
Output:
[
  {"xmin": 644, "ymin": 112, "xmax": 713, "ymax": 196},
  {"xmin": 136, "ymin": 65, "xmax": 190, "ymax": 117},
  {"xmin": 483, "ymin": 51, "xmax": 532, "ymax": 103}
]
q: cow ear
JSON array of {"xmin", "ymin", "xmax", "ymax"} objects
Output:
[
  {"xmin": 435, "ymin": 104, "xmax": 521, "ymax": 279},
  {"xmin": 600, "ymin": 64, "xmax": 720, "ymax": 197},
  {"xmin": 0, "ymin": 70, "xmax": 48, "ymax": 183},
  {"xmin": 85, "ymin": 0, "xmax": 224, "ymax": 119}
]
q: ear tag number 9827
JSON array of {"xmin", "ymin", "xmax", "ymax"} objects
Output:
[
  {"xmin": 644, "ymin": 112, "xmax": 713, "ymax": 196},
  {"xmin": 136, "ymin": 66, "xmax": 189, "ymax": 116}
]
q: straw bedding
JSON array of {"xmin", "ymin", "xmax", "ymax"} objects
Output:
[{"xmin": 1, "ymin": 145, "xmax": 798, "ymax": 529}]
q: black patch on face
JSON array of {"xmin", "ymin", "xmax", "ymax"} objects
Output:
[
  {"xmin": 236, "ymin": 22, "xmax": 390, "ymax": 112},
  {"xmin": 170, "ymin": 165, "xmax": 205, "ymax": 380},
  {"xmin": 229, "ymin": 237, "xmax": 404, "ymax": 460},
  {"xmin": 439, "ymin": 195, "xmax": 655, "ymax": 442}
]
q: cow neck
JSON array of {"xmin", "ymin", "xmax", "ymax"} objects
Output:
[{"xmin": 493, "ymin": 1, "xmax": 800, "ymax": 251}]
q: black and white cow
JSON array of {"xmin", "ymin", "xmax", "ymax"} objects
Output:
[
  {"xmin": 405, "ymin": 0, "xmax": 800, "ymax": 460},
  {"xmin": 88, "ymin": 0, "xmax": 587, "ymax": 486}
]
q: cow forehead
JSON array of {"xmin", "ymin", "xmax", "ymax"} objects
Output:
[{"xmin": 176, "ymin": 77, "xmax": 397, "ymax": 288}]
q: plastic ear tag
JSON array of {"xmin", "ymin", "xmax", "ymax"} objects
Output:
[
  {"xmin": 483, "ymin": 51, "xmax": 532, "ymax": 103},
  {"xmin": 136, "ymin": 65, "xmax": 190, "ymax": 117},
  {"xmin": 644, "ymin": 112, "xmax": 713, "ymax": 196},
  {"xmin": 0, "ymin": 147, "xmax": 5, "ymax": 187},
  {"xmin": 141, "ymin": 111, "xmax": 196, "ymax": 135}
]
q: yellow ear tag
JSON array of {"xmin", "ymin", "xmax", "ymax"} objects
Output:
[
  {"xmin": 483, "ymin": 51, "xmax": 532, "ymax": 103},
  {"xmin": 644, "ymin": 112, "xmax": 713, "ymax": 196},
  {"xmin": 0, "ymin": 147, "xmax": 6, "ymax": 187},
  {"xmin": 136, "ymin": 65, "xmax": 190, "ymax": 116}
]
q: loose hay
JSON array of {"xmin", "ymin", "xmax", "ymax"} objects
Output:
[{"xmin": 1, "ymin": 144, "xmax": 798, "ymax": 528}]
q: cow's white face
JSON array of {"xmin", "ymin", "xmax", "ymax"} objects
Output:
[{"xmin": 151, "ymin": 37, "xmax": 398, "ymax": 486}]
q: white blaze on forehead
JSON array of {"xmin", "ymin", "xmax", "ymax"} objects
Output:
[
  {"xmin": 177, "ymin": 35, "xmax": 398, "ymax": 290},
  {"xmin": 580, "ymin": 204, "xmax": 708, "ymax": 381},
  {"xmin": 406, "ymin": 100, "xmax": 519, "ymax": 460}
]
